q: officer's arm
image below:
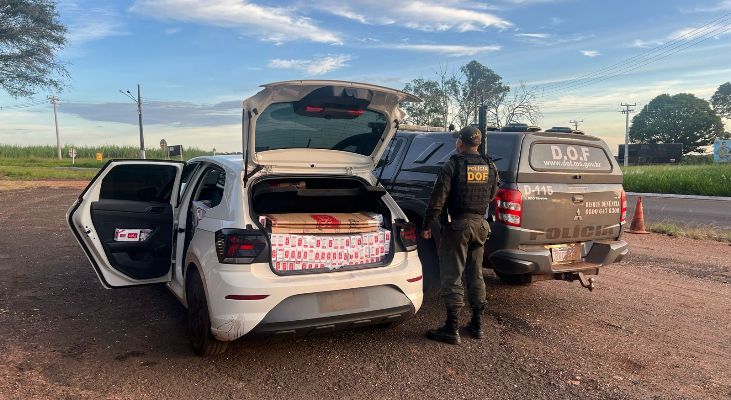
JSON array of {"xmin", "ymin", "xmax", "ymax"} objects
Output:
[{"xmin": 423, "ymin": 160, "xmax": 455, "ymax": 230}]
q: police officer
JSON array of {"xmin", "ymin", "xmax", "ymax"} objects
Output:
[{"xmin": 422, "ymin": 126, "xmax": 499, "ymax": 345}]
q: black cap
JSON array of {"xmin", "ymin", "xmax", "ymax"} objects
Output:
[{"xmin": 458, "ymin": 126, "xmax": 482, "ymax": 146}]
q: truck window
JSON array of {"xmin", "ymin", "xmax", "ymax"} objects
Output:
[{"xmin": 530, "ymin": 143, "xmax": 612, "ymax": 172}]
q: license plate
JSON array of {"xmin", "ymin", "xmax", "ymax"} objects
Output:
[
  {"xmin": 318, "ymin": 290, "xmax": 369, "ymax": 314},
  {"xmin": 549, "ymin": 244, "xmax": 581, "ymax": 264}
]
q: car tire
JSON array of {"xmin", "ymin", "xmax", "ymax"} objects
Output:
[
  {"xmin": 186, "ymin": 268, "xmax": 229, "ymax": 357},
  {"xmin": 494, "ymin": 271, "xmax": 533, "ymax": 286}
]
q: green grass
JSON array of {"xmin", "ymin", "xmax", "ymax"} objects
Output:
[
  {"xmin": 0, "ymin": 145, "xmax": 216, "ymax": 181},
  {"xmin": 0, "ymin": 144, "xmax": 213, "ymax": 160},
  {"xmin": 622, "ymin": 164, "xmax": 731, "ymax": 197},
  {"xmin": 647, "ymin": 222, "xmax": 731, "ymax": 243},
  {"xmin": 0, "ymin": 164, "xmax": 98, "ymax": 180}
]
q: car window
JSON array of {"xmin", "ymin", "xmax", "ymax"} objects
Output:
[
  {"xmin": 254, "ymin": 102, "xmax": 388, "ymax": 156},
  {"xmin": 193, "ymin": 167, "xmax": 226, "ymax": 208},
  {"xmin": 377, "ymin": 138, "xmax": 404, "ymax": 167},
  {"xmin": 177, "ymin": 162, "xmax": 200, "ymax": 205},
  {"xmin": 530, "ymin": 143, "xmax": 612, "ymax": 172},
  {"xmin": 99, "ymin": 164, "xmax": 177, "ymax": 203}
]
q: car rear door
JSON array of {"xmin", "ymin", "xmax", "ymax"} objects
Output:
[
  {"xmin": 68, "ymin": 160, "xmax": 184, "ymax": 288},
  {"xmin": 515, "ymin": 133, "xmax": 624, "ymax": 245}
]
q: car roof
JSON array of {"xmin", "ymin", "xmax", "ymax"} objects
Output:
[
  {"xmin": 397, "ymin": 130, "xmax": 601, "ymax": 141},
  {"xmin": 189, "ymin": 155, "xmax": 244, "ymax": 172}
]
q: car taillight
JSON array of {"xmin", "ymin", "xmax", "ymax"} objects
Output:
[
  {"xmin": 493, "ymin": 188, "xmax": 522, "ymax": 227},
  {"xmin": 620, "ymin": 190, "xmax": 627, "ymax": 223},
  {"xmin": 397, "ymin": 222, "xmax": 417, "ymax": 252},
  {"xmin": 215, "ymin": 229, "xmax": 268, "ymax": 264}
]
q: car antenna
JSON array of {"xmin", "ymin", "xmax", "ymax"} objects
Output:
[{"xmin": 376, "ymin": 119, "xmax": 399, "ymax": 189}]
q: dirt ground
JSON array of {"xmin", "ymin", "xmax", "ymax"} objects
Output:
[{"xmin": 0, "ymin": 185, "xmax": 729, "ymax": 400}]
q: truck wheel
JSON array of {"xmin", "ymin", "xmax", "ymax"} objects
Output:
[
  {"xmin": 494, "ymin": 271, "xmax": 532, "ymax": 286},
  {"xmin": 186, "ymin": 269, "xmax": 229, "ymax": 357}
]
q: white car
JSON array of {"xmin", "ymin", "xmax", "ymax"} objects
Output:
[{"xmin": 68, "ymin": 81, "xmax": 424, "ymax": 356}]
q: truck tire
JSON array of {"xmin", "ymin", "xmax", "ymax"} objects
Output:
[
  {"xmin": 186, "ymin": 269, "xmax": 229, "ymax": 357},
  {"xmin": 494, "ymin": 271, "xmax": 533, "ymax": 286}
]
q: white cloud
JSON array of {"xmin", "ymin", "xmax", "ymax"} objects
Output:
[
  {"xmin": 692, "ymin": 0, "xmax": 731, "ymax": 12},
  {"xmin": 516, "ymin": 33, "xmax": 550, "ymax": 38},
  {"xmin": 268, "ymin": 55, "xmax": 352, "ymax": 75},
  {"xmin": 164, "ymin": 27, "xmax": 182, "ymax": 35},
  {"xmin": 669, "ymin": 23, "xmax": 731, "ymax": 41},
  {"xmin": 130, "ymin": 0, "xmax": 341, "ymax": 44},
  {"xmin": 631, "ymin": 39, "xmax": 663, "ymax": 48},
  {"xmin": 581, "ymin": 50, "xmax": 600, "ymax": 57},
  {"xmin": 384, "ymin": 43, "xmax": 501, "ymax": 56},
  {"xmin": 312, "ymin": 1, "xmax": 511, "ymax": 32},
  {"xmin": 57, "ymin": 2, "xmax": 127, "ymax": 47}
]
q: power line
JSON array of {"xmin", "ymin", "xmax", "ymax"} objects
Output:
[
  {"xmin": 536, "ymin": 14, "xmax": 731, "ymax": 98},
  {"xmin": 537, "ymin": 13, "xmax": 731, "ymax": 93},
  {"xmin": 541, "ymin": 23, "xmax": 731, "ymax": 97}
]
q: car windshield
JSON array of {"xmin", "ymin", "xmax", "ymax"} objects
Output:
[{"xmin": 254, "ymin": 102, "xmax": 388, "ymax": 156}]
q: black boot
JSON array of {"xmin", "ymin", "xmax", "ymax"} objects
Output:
[
  {"xmin": 426, "ymin": 308, "xmax": 461, "ymax": 345},
  {"xmin": 466, "ymin": 305, "xmax": 485, "ymax": 339}
]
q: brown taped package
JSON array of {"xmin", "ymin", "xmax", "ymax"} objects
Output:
[{"xmin": 265, "ymin": 213, "xmax": 380, "ymax": 234}]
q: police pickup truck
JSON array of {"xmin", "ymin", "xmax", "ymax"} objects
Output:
[{"xmin": 375, "ymin": 125, "xmax": 629, "ymax": 290}]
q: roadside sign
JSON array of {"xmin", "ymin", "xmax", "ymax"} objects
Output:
[
  {"xmin": 714, "ymin": 139, "xmax": 730, "ymax": 163},
  {"xmin": 168, "ymin": 145, "xmax": 183, "ymax": 160},
  {"xmin": 68, "ymin": 147, "xmax": 77, "ymax": 165},
  {"xmin": 95, "ymin": 152, "xmax": 103, "ymax": 161}
]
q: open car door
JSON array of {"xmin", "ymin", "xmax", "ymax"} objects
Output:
[{"xmin": 68, "ymin": 160, "xmax": 184, "ymax": 288}]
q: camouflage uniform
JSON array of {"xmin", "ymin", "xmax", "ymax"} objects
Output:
[{"xmin": 424, "ymin": 127, "xmax": 499, "ymax": 343}]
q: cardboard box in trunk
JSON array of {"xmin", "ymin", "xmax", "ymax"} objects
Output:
[{"xmin": 265, "ymin": 212, "xmax": 380, "ymax": 234}]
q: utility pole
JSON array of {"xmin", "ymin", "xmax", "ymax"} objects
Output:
[
  {"xmin": 620, "ymin": 103, "xmax": 636, "ymax": 167},
  {"xmin": 569, "ymin": 119, "xmax": 583, "ymax": 131},
  {"xmin": 48, "ymin": 96, "xmax": 61, "ymax": 160},
  {"xmin": 120, "ymin": 84, "xmax": 145, "ymax": 159}
]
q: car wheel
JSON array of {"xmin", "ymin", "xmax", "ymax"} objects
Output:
[
  {"xmin": 186, "ymin": 268, "xmax": 229, "ymax": 357},
  {"xmin": 494, "ymin": 271, "xmax": 532, "ymax": 286}
]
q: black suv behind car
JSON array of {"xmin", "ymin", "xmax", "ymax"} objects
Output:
[{"xmin": 375, "ymin": 128, "xmax": 629, "ymax": 290}]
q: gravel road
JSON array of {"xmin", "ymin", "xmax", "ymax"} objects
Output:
[{"xmin": 1, "ymin": 185, "xmax": 729, "ymax": 400}]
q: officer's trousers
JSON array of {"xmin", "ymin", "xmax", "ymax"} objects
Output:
[{"xmin": 438, "ymin": 216, "xmax": 489, "ymax": 310}]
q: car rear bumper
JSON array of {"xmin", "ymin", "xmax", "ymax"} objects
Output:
[
  {"xmin": 249, "ymin": 286, "xmax": 415, "ymax": 337},
  {"xmin": 201, "ymin": 250, "xmax": 423, "ymax": 341},
  {"xmin": 488, "ymin": 239, "xmax": 628, "ymax": 276}
]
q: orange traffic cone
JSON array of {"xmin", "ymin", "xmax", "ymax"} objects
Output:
[{"xmin": 627, "ymin": 197, "xmax": 650, "ymax": 234}]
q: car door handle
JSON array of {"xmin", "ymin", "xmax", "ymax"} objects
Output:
[
  {"xmin": 572, "ymin": 195, "xmax": 584, "ymax": 203},
  {"xmin": 146, "ymin": 206, "xmax": 166, "ymax": 214}
]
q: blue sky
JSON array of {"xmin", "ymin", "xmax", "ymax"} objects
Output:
[{"xmin": 1, "ymin": 0, "xmax": 730, "ymax": 154}]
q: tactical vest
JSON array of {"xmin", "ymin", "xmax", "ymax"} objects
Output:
[{"xmin": 447, "ymin": 153, "xmax": 498, "ymax": 217}]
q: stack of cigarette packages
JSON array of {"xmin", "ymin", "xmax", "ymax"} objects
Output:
[{"xmin": 270, "ymin": 228, "xmax": 392, "ymax": 271}]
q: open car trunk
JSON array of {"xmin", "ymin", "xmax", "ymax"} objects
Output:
[{"xmin": 250, "ymin": 176, "xmax": 395, "ymax": 274}]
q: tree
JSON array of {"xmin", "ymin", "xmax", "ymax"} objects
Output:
[
  {"xmin": 402, "ymin": 78, "xmax": 445, "ymax": 127},
  {"xmin": 711, "ymin": 82, "xmax": 731, "ymax": 120},
  {"xmin": 0, "ymin": 0, "xmax": 67, "ymax": 98},
  {"xmin": 455, "ymin": 60, "xmax": 509, "ymax": 128},
  {"xmin": 629, "ymin": 93, "xmax": 724, "ymax": 154},
  {"xmin": 488, "ymin": 82, "xmax": 542, "ymax": 128}
]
